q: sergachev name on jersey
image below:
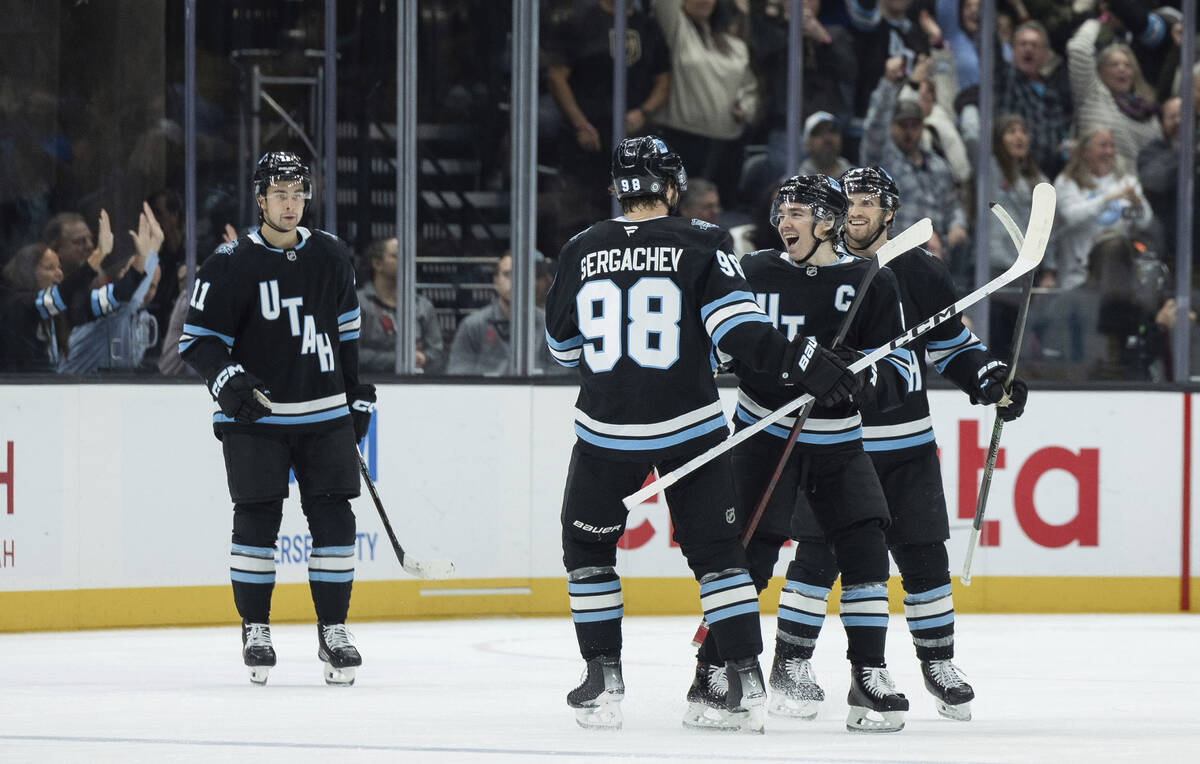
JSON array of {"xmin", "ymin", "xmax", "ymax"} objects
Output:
[{"xmin": 579, "ymin": 246, "xmax": 683, "ymax": 279}]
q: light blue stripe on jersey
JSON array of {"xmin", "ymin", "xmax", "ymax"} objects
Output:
[
  {"xmin": 231, "ymin": 544, "xmax": 275, "ymax": 559},
  {"xmin": 862, "ymin": 430, "xmax": 937, "ymax": 452},
  {"xmin": 213, "ymin": 405, "xmax": 350, "ymax": 426},
  {"xmin": 568, "ymin": 580, "xmax": 622, "ymax": 594},
  {"xmin": 699, "ymin": 572, "xmax": 753, "ymax": 596},
  {"xmin": 338, "ymin": 308, "xmax": 360, "ymax": 324},
  {"xmin": 926, "ymin": 327, "xmax": 970, "ymax": 350},
  {"xmin": 735, "ymin": 407, "xmax": 861, "ymax": 444},
  {"xmin": 705, "ymin": 601, "xmax": 759, "ymax": 623},
  {"xmin": 312, "ymin": 545, "xmax": 356, "ymax": 556},
  {"xmin": 309, "ymin": 570, "xmax": 355, "ymax": 583},
  {"xmin": 182, "ymin": 323, "xmax": 234, "ymax": 347},
  {"xmin": 784, "ymin": 580, "xmax": 832, "ymax": 599},
  {"xmin": 700, "ymin": 290, "xmax": 757, "ymax": 322},
  {"xmin": 711, "ymin": 312, "xmax": 772, "ymax": 347},
  {"xmin": 545, "ymin": 330, "xmax": 584, "ymax": 350},
  {"xmin": 573, "ymin": 606, "xmax": 623, "ymax": 623},
  {"xmin": 934, "ymin": 342, "xmax": 986, "ymax": 373},
  {"xmin": 905, "ymin": 583, "xmax": 953, "ymax": 603},
  {"xmin": 574, "ymin": 415, "xmax": 727, "ymax": 451},
  {"xmin": 177, "ymin": 337, "xmax": 196, "ymax": 353},
  {"xmin": 339, "ymin": 331, "xmax": 360, "ymax": 341},
  {"xmin": 841, "ymin": 615, "xmax": 890, "ymax": 627},
  {"xmin": 230, "ymin": 571, "xmax": 276, "ymax": 584},
  {"xmin": 777, "ymin": 610, "xmax": 826, "ymax": 626},
  {"xmin": 51, "ymin": 285, "xmax": 66, "ymax": 311},
  {"xmin": 907, "ymin": 613, "xmax": 955, "ymax": 630}
]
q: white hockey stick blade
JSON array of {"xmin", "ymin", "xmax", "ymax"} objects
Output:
[
  {"xmin": 403, "ymin": 556, "xmax": 456, "ymax": 579},
  {"xmin": 875, "ymin": 217, "xmax": 932, "ymax": 267},
  {"xmin": 990, "ymin": 202, "xmax": 1025, "ymax": 250},
  {"xmin": 622, "ymin": 190, "xmax": 1053, "ymax": 510}
]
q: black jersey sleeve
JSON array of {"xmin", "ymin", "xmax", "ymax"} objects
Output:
[
  {"xmin": 178, "ymin": 244, "xmax": 246, "ymax": 387},
  {"xmin": 67, "ymin": 264, "xmax": 147, "ymax": 326},
  {"xmin": 544, "ymin": 236, "xmax": 585, "ymax": 368},
  {"xmin": 695, "ymin": 241, "xmax": 790, "ymax": 376},
  {"xmin": 333, "ymin": 240, "xmax": 363, "ymax": 390},
  {"xmin": 917, "ymin": 253, "xmax": 996, "ymax": 397},
  {"xmin": 845, "ymin": 266, "xmax": 913, "ymax": 413}
]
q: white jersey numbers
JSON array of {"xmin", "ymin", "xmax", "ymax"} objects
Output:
[
  {"xmin": 715, "ymin": 250, "xmax": 745, "ymax": 279},
  {"xmin": 190, "ymin": 279, "xmax": 211, "ymax": 311},
  {"xmin": 576, "ymin": 278, "xmax": 683, "ymax": 372}
]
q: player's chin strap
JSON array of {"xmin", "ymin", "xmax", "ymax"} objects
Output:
[
  {"xmin": 842, "ymin": 212, "xmax": 893, "ymax": 255},
  {"xmin": 261, "ymin": 216, "xmax": 290, "ymax": 235},
  {"xmin": 792, "ymin": 221, "xmax": 832, "ymax": 266}
]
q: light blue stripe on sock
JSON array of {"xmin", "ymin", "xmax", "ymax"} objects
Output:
[
  {"xmin": 907, "ymin": 613, "xmax": 955, "ymax": 630},
  {"xmin": 705, "ymin": 601, "xmax": 759, "ymax": 623},
  {"xmin": 777, "ymin": 610, "xmax": 826, "ymax": 626},
  {"xmin": 231, "ymin": 571, "xmax": 276, "ymax": 584},
  {"xmin": 572, "ymin": 607, "xmax": 624, "ymax": 623},
  {"xmin": 904, "ymin": 583, "xmax": 953, "ymax": 604},
  {"xmin": 841, "ymin": 586, "xmax": 887, "ymax": 601},
  {"xmin": 568, "ymin": 580, "xmax": 621, "ymax": 594},
  {"xmin": 309, "ymin": 570, "xmax": 355, "ymax": 583},
  {"xmin": 699, "ymin": 572, "xmax": 753, "ymax": 596},
  {"xmin": 840, "ymin": 615, "xmax": 890, "ymax": 628},
  {"xmin": 231, "ymin": 543, "xmax": 275, "ymax": 558},
  {"xmin": 783, "ymin": 580, "xmax": 832, "ymax": 599}
]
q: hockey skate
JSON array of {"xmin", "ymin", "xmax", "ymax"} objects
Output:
[
  {"xmin": 317, "ymin": 623, "xmax": 361, "ymax": 686},
  {"xmin": 846, "ymin": 665, "xmax": 908, "ymax": 733},
  {"xmin": 567, "ymin": 655, "xmax": 624, "ymax": 730},
  {"xmin": 921, "ymin": 660, "xmax": 974, "ymax": 721},
  {"xmin": 241, "ymin": 621, "xmax": 276, "ymax": 686},
  {"xmin": 682, "ymin": 659, "xmax": 766, "ymax": 733},
  {"xmin": 767, "ymin": 655, "xmax": 824, "ymax": 720}
]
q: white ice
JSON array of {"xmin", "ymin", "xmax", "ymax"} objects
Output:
[{"xmin": 2, "ymin": 613, "xmax": 1198, "ymax": 763}]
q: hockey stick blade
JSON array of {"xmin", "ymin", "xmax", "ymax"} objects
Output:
[
  {"xmin": 961, "ymin": 194, "xmax": 1049, "ymax": 585},
  {"xmin": 691, "ymin": 218, "xmax": 933, "ymax": 647},
  {"xmin": 357, "ymin": 451, "xmax": 456, "ymax": 580},
  {"xmin": 623, "ymin": 189, "xmax": 1051, "ymax": 510}
]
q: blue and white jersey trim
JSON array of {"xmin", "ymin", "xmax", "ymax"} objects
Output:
[
  {"xmin": 701, "ymin": 291, "xmax": 772, "ymax": 350},
  {"xmin": 90, "ymin": 284, "xmax": 120, "ymax": 317},
  {"xmin": 573, "ymin": 401, "xmax": 727, "ymax": 452},
  {"xmin": 248, "ymin": 226, "xmax": 311, "ymax": 251},
  {"xmin": 213, "ymin": 392, "xmax": 349, "ymax": 426},
  {"xmin": 546, "ymin": 329, "xmax": 584, "ymax": 366},
  {"xmin": 735, "ymin": 390, "xmax": 862, "ymax": 444},
  {"xmin": 179, "ymin": 323, "xmax": 235, "ymax": 354},
  {"xmin": 338, "ymin": 308, "xmax": 361, "ymax": 342},
  {"xmin": 927, "ymin": 326, "xmax": 986, "ymax": 373},
  {"xmin": 861, "ymin": 415, "xmax": 935, "ymax": 453},
  {"xmin": 34, "ymin": 285, "xmax": 67, "ymax": 319}
]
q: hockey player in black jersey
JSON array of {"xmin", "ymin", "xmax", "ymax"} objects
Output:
[
  {"xmin": 545, "ymin": 137, "xmax": 860, "ymax": 733},
  {"xmin": 179, "ymin": 152, "xmax": 376, "ymax": 686},
  {"xmin": 691, "ymin": 174, "xmax": 914, "ymax": 733},
  {"xmin": 794, "ymin": 165, "xmax": 1026, "ymax": 721}
]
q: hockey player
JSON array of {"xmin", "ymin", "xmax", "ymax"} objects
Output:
[
  {"xmin": 545, "ymin": 137, "xmax": 861, "ymax": 733},
  {"xmin": 179, "ymin": 152, "xmax": 376, "ymax": 687},
  {"xmin": 786, "ymin": 165, "xmax": 1024, "ymax": 721},
  {"xmin": 690, "ymin": 174, "xmax": 914, "ymax": 733}
]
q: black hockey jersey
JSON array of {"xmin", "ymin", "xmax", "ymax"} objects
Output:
[
  {"xmin": 731, "ymin": 248, "xmax": 913, "ymax": 452},
  {"xmin": 860, "ymin": 247, "xmax": 994, "ymax": 455},
  {"xmin": 179, "ymin": 227, "xmax": 362, "ymax": 434},
  {"xmin": 545, "ymin": 215, "xmax": 793, "ymax": 462}
]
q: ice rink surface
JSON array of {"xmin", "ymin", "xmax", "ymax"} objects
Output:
[{"xmin": 2, "ymin": 613, "xmax": 1198, "ymax": 763}]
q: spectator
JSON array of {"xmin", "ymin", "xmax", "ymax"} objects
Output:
[
  {"xmin": 905, "ymin": 54, "xmax": 971, "ymax": 185},
  {"xmin": 995, "ymin": 20, "xmax": 1074, "ymax": 178},
  {"xmin": 157, "ymin": 264, "xmax": 195, "ymax": 377},
  {"xmin": 1138, "ymin": 94, "xmax": 1199, "ymax": 253},
  {"xmin": 42, "ymin": 211, "xmax": 95, "ymax": 275},
  {"xmin": 678, "ymin": 177, "xmax": 722, "ymax": 224},
  {"xmin": 986, "ymin": 113, "xmax": 1049, "ymax": 272},
  {"xmin": 1099, "ymin": 0, "xmax": 1180, "ymax": 99},
  {"xmin": 544, "ymin": 0, "xmax": 671, "ymax": 220},
  {"xmin": 861, "ymin": 64, "xmax": 968, "ymax": 262},
  {"xmin": 446, "ymin": 251, "xmax": 556, "ymax": 376},
  {"xmin": 1067, "ymin": 16, "xmax": 1163, "ymax": 169},
  {"xmin": 1050, "ymin": 127, "xmax": 1154, "ymax": 291},
  {"xmin": 144, "ymin": 189, "xmax": 185, "ymax": 337},
  {"xmin": 797, "ymin": 111, "xmax": 852, "ymax": 177},
  {"xmin": 357, "ymin": 236, "xmax": 445, "ymax": 375},
  {"xmin": 650, "ymin": 0, "xmax": 760, "ymax": 204}
]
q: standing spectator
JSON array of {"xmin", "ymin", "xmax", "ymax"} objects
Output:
[
  {"xmin": 798, "ymin": 111, "xmax": 853, "ymax": 178},
  {"xmin": 995, "ymin": 20, "xmax": 1074, "ymax": 178},
  {"xmin": 357, "ymin": 236, "xmax": 444, "ymax": 375},
  {"xmin": 42, "ymin": 212, "xmax": 95, "ymax": 275},
  {"xmin": 1067, "ymin": 16, "xmax": 1163, "ymax": 169},
  {"xmin": 545, "ymin": 0, "xmax": 671, "ymax": 221},
  {"xmin": 446, "ymin": 251, "xmax": 555, "ymax": 376},
  {"xmin": 861, "ymin": 64, "xmax": 968, "ymax": 262},
  {"xmin": 650, "ymin": 0, "xmax": 760, "ymax": 204},
  {"xmin": 906, "ymin": 54, "xmax": 971, "ymax": 186},
  {"xmin": 1050, "ymin": 127, "xmax": 1154, "ymax": 292}
]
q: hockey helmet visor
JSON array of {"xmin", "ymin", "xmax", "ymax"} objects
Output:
[
  {"xmin": 769, "ymin": 174, "xmax": 849, "ymax": 233},
  {"xmin": 839, "ymin": 166, "xmax": 900, "ymax": 211},
  {"xmin": 254, "ymin": 151, "xmax": 313, "ymax": 199}
]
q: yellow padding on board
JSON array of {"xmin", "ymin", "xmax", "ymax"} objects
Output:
[{"xmin": 0, "ymin": 576, "xmax": 1190, "ymax": 632}]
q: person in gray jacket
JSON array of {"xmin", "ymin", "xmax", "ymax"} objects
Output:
[{"xmin": 357, "ymin": 237, "xmax": 444, "ymax": 374}]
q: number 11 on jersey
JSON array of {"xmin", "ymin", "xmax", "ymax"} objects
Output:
[{"xmin": 576, "ymin": 278, "xmax": 682, "ymax": 372}]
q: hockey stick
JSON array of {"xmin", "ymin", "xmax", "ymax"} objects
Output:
[
  {"xmin": 357, "ymin": 450, "xmax": 456, "ymax": 580},
  {"xmin": 960, "ymin": 200, "xmax": 1043, "ymax": 585},
  {"xmin": 689, "ymin": 217, "xmax": 931, "ymax": 647},
  {"xmin": 623, "ymin": 183, "xmax": 1055, "ymax": 511}
]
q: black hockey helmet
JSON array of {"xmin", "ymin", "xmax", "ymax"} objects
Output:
[
  {"xmin": 839, "ymin": 166, "xmax": 900, "ymax": 211},
  {"xmin": 611, "ymin": 135, "xmax": 688, "ymax": 202},
  {"xmin": 769, "ymin": 174, "xmax": 849, "ymax": 234},
  {"xmin": 253, "ymin": 151, "xmax": 313, "ymax": 199}
]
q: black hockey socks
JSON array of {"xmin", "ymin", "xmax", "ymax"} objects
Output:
[
  {"xmin": 230, "ymin": 542, "xmax": 276, "ymax": 623},
  {"xmin": 699, "ymin": 568, "xmax": 762, "ymax": 661},
  {"xmin": 775, "ymin": 577, "xmax": 831, "ymax": 661},
  {"xmin": 893, "ymin": 543, "xmax": 955, "ymax": 661},
  {"xmin": 567, "ymin": 566, "xmax": 623, "ymax": 660},
  {"xmin": 303, "ymin": 495, "xmax": 356, "ymax": 624},
  {"xmin": 840, "ymin": 582, "xmax": 889, "ymax": 667}
]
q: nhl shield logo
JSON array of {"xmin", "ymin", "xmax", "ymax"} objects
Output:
[
  {"xmin": 806, "ymin": 265, "xmax": 818, "ymax": 276},
  {"xmin": 286, "ymin": 250, "xmax": 297, "ymax": 261},
  {"xmin": 725, "ymin": 507, "xmax": 736, "ymax": 524}
]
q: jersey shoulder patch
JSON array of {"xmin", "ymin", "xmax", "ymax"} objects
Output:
[
  {"xmin": 689, "ymin": 218, "xmax": 718, "ymax": 231},
  {"xmin": 215, "ymin": 240, "xmax": 236, "ymax": 256}
]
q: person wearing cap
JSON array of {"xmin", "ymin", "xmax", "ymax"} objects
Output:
[
  {"xmin": 860, "ymin": 57, "xmax": 967, "ymax": 263},
  {"xmin": 798, "ymin": 111, "xmax": 852, "ymax": 178}
]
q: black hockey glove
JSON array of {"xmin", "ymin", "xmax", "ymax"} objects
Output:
[
  {"xmin": 212, "ymin": 364, "xmax": 271, "ymax": 424},
  {"xmin": 975, "ymin": 365, "xmax": 1028, "ymax": 423},
  {"xmin": 780, "ymin": 335, "xmax": 858, "ymax": 407},
  {"xmin": 348, "ymin": 383, "xmax": 377, "ymax": 442},
  {"xmin": 832, "ymin": 347, "xmax": 876, "ymax": 399}
]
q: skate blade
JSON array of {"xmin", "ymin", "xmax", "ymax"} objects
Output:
[
  {"xmin": 574, "ymin": 701, "xmax": 622, "ymax": 730},
  {"xmin": 247, "ymin": 666, "xmax": 270, "ymax": 686},
  {"xmin": 846, "ymin": 705, "xmax": 905, "ymax": 733},
  {"xmin": 323, "ymin": 664, "xmax": 357, "ymax": 686},
  {"xmin": 767, "ymin": 693, "xmax": 819, "ymax": 720},
  {"xmin": 682, "ymin": 704, "xmax": 764, "ymax": 734},
  {"xmin": 935, "ymin": 698, "xmax": 972, "ymax": 721}
]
